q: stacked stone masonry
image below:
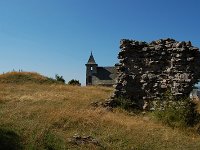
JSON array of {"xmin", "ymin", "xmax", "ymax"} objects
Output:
[{"xmin": 111, "ymin": 38, "xmax": 200, "ymax": 108}]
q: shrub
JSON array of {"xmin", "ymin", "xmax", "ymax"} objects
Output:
[
  {"xmin": 55, "ymin": 74, "xmax": 65, "ymax": 83},
  {"xmin": 152, "ymin": 98, "xmax": 200, "ymax": 128},
  {"xmin": 68, "ymin": 79, "xmax": 81, "ymax": 86}
]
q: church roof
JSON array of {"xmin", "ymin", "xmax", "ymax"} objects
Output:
[
  {"xmin": 87, "ymin": 52, "xmax": 97, "ymax": 64},
  {"xmin": 92, "ymin": 66, "xmax": 117, "ymax": 86}
]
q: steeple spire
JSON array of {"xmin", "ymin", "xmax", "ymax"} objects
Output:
[{"xmin": 87, "ymin": 51, "xmax": 97, "ymax": 64}]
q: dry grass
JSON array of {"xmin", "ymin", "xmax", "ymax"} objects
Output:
[
  {"xmin": 198, "ymin": 103, "xmax": 200, "ymax": 113},
  {"xmin": 0, "ymin": 72, "xmax": 60, "ymax": 84},
  {"xmin": 0, "ymin": 83, "xmax": 200, "ymax": 149}
]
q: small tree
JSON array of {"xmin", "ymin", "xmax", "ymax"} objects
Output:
[
  {"xmin": 55, "ymin": 74, "xmax": 65, "ymax": 83},
  {"xmin": 68, "ymin": 79, "xmax": 81, "ymax": 86}
]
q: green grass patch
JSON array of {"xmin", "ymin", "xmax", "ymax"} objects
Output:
[{"xmin": 152, "ymin": 98, "xmax": 200, "ymax": 128}]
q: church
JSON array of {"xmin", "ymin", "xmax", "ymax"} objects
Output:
[{"xmin": 85, "ymin": 52, "xmax": 117, "ymax": 86}]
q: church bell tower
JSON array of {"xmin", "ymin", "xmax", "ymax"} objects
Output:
[{"xmin": 85, "ymin": 52, "xmax": 98, "ymax": 85}]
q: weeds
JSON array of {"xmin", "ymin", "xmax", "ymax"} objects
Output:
[
  {"xmin": 43, "ymin": 131, "xmax": 66, "ymax": 150},
  {"xmin": 152, "ymin": 98, "xmax": 200, "ymax": 128}
]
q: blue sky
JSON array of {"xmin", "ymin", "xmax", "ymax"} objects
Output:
[{"xmin": 0, "ymin": 0, "xmax": 199, "ymax": 85}]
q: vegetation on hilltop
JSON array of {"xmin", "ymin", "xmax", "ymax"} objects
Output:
[
  {"xmin": 55, "ymin": 74, "xmax": 65, "ymax": 84},
  {"xmin": 0, "ymin": 72, "xmax": 64, "ymax": 84},
  {"xmin": 68, "ymin": 79, "xmax": 81, "ymax": 86},
  {"xmin": 0, "ymin": 83, "xmax": 200, "ymax": 149}
]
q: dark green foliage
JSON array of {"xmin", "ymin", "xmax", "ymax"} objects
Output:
[
  {"xmin": 183, "ymin": 100, "xmax": 200, "ymax": 126},
  {"xmin": 114, "ymin": 97, "xmax": 141, "ymax": 112},
  {"xmin": 55, "ymin": 74, "xmax": 65, "ymax": 83},
  {"xmin": 68, "ymin": 79, "xmax": 81, "ymax": 86},
  {"xmin": 0, "ymin": 128, "xmax": 22, "ymax": 150},
  {"xmin": 153, "ymin": 98, "xmax": 200, "ymax": 128}
]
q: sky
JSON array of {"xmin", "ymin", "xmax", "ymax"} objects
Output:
[{"xmin": 0, "ymin": 0, "xmax": 199, "ymax": 85}]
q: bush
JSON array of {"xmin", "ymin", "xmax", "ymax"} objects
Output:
[
  {"xmin": 68, "ymin": 79, "xmax": 81, "ymax": 86},
  {"xmin": 153, "ymin": 98, "xmax": 200, "ymax": 128},
  {"xmin": 55, "ymin": 74, "xmax": 65, "ymax": 83}
]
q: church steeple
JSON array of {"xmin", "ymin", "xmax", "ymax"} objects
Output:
[
  {"xmin": 85, "ymin": 52, "xmax": 98, "ymax": 86},
  {"xmin": 87, "ymin": 52, "xmax": 97, "ymax": 65}
]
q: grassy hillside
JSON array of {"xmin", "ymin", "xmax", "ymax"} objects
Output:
[
  {"xmin": 0, "ymin": 82, "xmax": 200, "ymax": 149},
  {"xmin": 0, "ymin": 72, "xmax": 62, "ymax": 84}
]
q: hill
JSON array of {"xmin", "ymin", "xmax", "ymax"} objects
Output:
[
  {"xmin": 0, "ymin": 72, "xmax": 63, "ymax": 84},
  {"xmin": 0, "ymin": 82, "xmax": 200, "ymax": 149}
]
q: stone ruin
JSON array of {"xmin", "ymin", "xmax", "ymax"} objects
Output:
[{"xmin": 107, "ymin": 38, "xmax": 200, "ymax": 109}]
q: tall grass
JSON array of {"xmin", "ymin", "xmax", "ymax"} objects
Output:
[{"xmin": 0, "ymin": 83, "xmax": 200, "ymax": 149}]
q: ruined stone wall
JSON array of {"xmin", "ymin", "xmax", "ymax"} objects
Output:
[{"xmin": 111, "ymin": 38, "xmax": 200, "ymax": 108}]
